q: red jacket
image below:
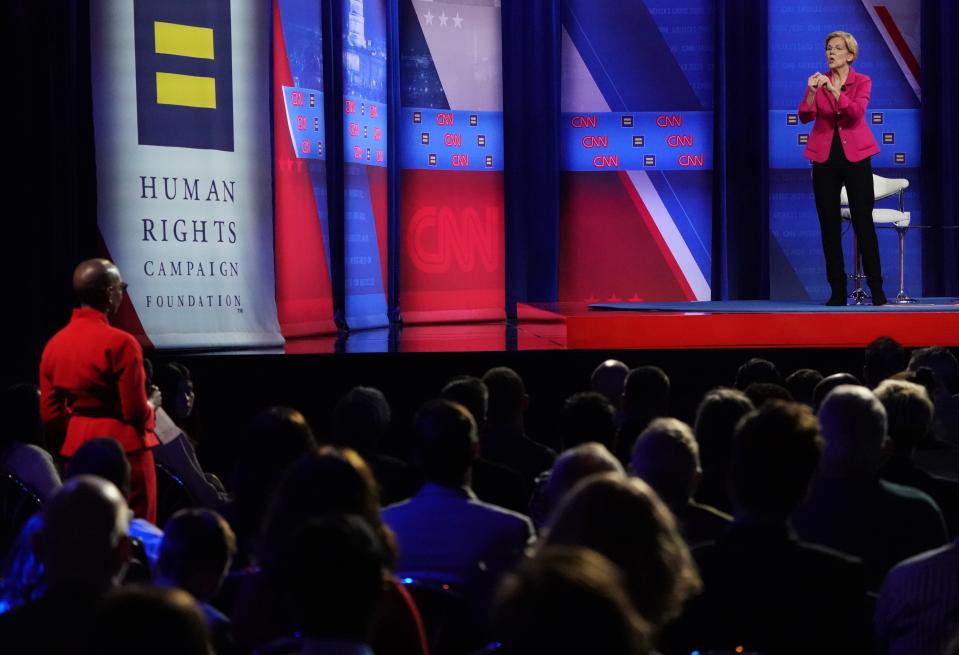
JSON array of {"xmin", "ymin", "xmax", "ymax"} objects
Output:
[
  {"xmin": 40, "ymin": 307, "xmax": 158, "ymax": 456},
  {"xmin": 799, "ymin": 67, "xmax": 880, "ymax": 164}
]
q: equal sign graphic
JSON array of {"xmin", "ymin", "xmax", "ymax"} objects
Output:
[{"xmin": 154, "ymin": 21, "xmax": 217, "ymax": 109}]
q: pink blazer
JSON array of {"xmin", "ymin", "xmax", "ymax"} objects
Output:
[{"xmin": 798, "ymin": 67, "xmax": 880, "ymax": 163}]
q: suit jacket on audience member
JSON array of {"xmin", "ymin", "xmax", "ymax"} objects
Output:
[
  {"xmin": 875, "ymin": 538, "xmax": 959, "ymax": 655},
  {"xmin": 668, "ymin": 521, "xmax": 868, "ymax": 654},
  {"xmin": 881, "ymin": 453, "xmax": 959, "ymax": 537},
  {"xmin": 479, "ymin": 425, "xmax": 556, "ymax": 483},
  {"xmin": 792, "ymin": 476, "xmax": 948, "ymax": 590},
  {"xmin": 383, "ymin": 483, "xmax": 535, "ymax": 588}
]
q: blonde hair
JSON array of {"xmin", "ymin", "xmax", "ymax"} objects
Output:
[{"xmin": 825, "ymin": 31, "xmax": 859, "ymax": 62}]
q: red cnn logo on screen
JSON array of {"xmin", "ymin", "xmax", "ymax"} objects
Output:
[{"xmin": 408, "ymin": 207, "xmax": 499, "ymax": 274}]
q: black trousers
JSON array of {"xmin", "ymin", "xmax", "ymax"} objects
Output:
[{"xmin": 812, "ymin": 154, "xmax": 882, "ymax": 290}]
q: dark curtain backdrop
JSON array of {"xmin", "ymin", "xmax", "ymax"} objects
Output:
[
  {"xmin": 7, "ymin": 0, "xmax": 98, "ymax": 386},
  {"xmin": 921, "ymin": 0, "xmax": 959, "ymax": 296}
]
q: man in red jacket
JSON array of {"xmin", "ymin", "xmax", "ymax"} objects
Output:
[{"xmin": 40, "ymin": 258, "xmax": 160, "ymax": 522}]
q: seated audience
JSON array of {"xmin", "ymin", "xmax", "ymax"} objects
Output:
[
  {"xmin": 530, "ymin": 442, "xmax": 624, "ymax": 530},
  {"xmin": 743, "ymin": 382, "xmax": 794, "ymax": 408},
  {"xmin": 494, "ymin": 546, "xmax": 651, "ymax": 655},
  {"xmin": 152, "ymin": 361, "xmax": 230, "ymax": 509},
  {"xmin": 0, "ymin": 476, "xmax": 132, "ymax": 653},
  {"xmin": 734, "ymin": 357, "xmax": 782, "ymax": 390},
  {"xmin": 898, "ymin": 367, "xmax": 959, "ymax": 481},
  {"xmin": 384, "ymin": 399, "xmax": 534, "ymax": 598},
  {"xmin": 156, "ymin": 508, "xmax": 237, "ymax": 654},
  {"xmin": 863, "ymin": 336, "xmax": 906, "ymax": 389},
  {"xmin": 540, "ymin": 473, "xmax": 700, "ymax": 640},
  {"xmin": 784, "ymin": 368, "xmax": 824, "ymax": 407},
  {"xmin": 693, "ymin": 388, "xmax": 754, "ymax": 514},
  {"xmin": 558, "ymin": 391, "xmax": 617, "ymax": 451},
  {"xmin": 590, "ymin": 359, "xmax": 630, "ymax": 423},
  {"xmin": 481, "ymin": 367, "xmax": 556, "ymax": 481},
  {"xmin": 329, "ymin": 385, "xmax": 418, "ymax": 505},
  {"xmin": 616, "ymin": 365, "xmax": 671, "ymax": 464},
  {"xmin": 630, "ymin": 417, "xmax": 731, "ymax": 548},
  {"xmin": 793, "ymin": 386, "xmax": 948, "ymax": 589},
  {"xmin": 909, "ymin": 346, "xmax": 959, "ymax": 443},
  {"xmin": 669, "ymin": 401, "xmax": 868, "ymax": 654},
  {"xmin": 65, "ymin": 438, "xmax": 164, "ymax": 566},
  {"xmin": 84, "ymin": 584, "xmax": 212, "ymax": 655},
  {"xmin": 0, "ymin": 384, "xmax": 61, "ymax": 501},
  {"xmin": 876, "ymin": 538, "xmax": 959, "ymax": 655},
  {"xmin": 812, "ymin": 372, "xmax": 863, "ymax": 412},
  {"xmin": 876, "ymin": 379, "xmax": 959, "ymax": 536}
]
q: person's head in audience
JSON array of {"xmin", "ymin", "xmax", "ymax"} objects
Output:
[
  {"xmin": 812, "ymin": 372, "xmax": 862, "ymax": 412},
  {"xmin": 890, "ymin": 367, "xmax": 938, "ymax": 413},
  {"xmin": 730, "ymin": 401, "xmax": 823, "ymax": 520},
  {"xmin": 275, "ymin": 516, "xmax": 387, "ymax": 644},
  {"xmin": 412, "ymin": 399, "xmax": 478, "ymax": 488},
  {"xmin": 874, "ymin": 379, "xmax": 933, "ymax": 456},
  {"xmin": 621, "ymin": 366, "xmax": 670, "ymax": 419},
  {"xmin": 630, "ymin": 418, "xmax": 700, "ymax": 510},
  {"xmin": 542, "ymin": 474, "xmax": 701, "ymax": 629},
  {"xmin": 329, "ymin": 386, "xmax": 391, "ymax": 455},
  {"xmin": 72, "ymin": 258, "xmax": 125, "ymax": 316},
  {"xmin": 537, "ymin": 443, "xmax": 623, "ymax": 527},
  {"xmin": 85, "ymin": 584, "xmax": 211, "ymax": 655},
  {"xmin": 559, "ymin": 391, "xmax": 617, "ymax": 451},
  {"xmin": 1, "ymin": 383, "xmax": 45, "ymax": 451},
  {"xmin": 157, "ymin": 509, "xmax": 236, "ymax": 602},
  {"xmin": 260, "ymin": 447, "xmax": 396, "ymax": 571},
  {"xmin": 155, "ymin": 362, "xmax": 195, "ymax": 422},
  {"xmin": 909, "ymin": 346, "xmax": 959, "ymax": 397},
  {"xmin": 591, "ymin": 359, "xmax": 630, "ymax": 409},
  {"xmin": 693, "ymin": 388, "xmax": 754, "ymax": 510},
  {"xmin": 65, "ymin": 438, "xmax": 132, "ymax": 500},
  {"xmin": 483, "ymin": 367, "xmax": 529, "ymax": 429},
  {"xmin": 440, "ymin": 375, "xmax": 490, "ymax": 429},
  {"xmin": 36, "ymin": 475, "xmax": 131, "ymax": 591},
  {"xmin": 744, "ymin": 382, "xmax": 794, "ymax": 408},
  {"xmin": 494, "ymin": 546, "xmax": 651, "ymax": 655},
  {"xmin": 734, "ymin": 358, "xmax": 782, "ymax": 390},
  {"xmin": 864, "ymin": 336, "xmax": 906, "ymax": 389},
  {"xmin": 785, "ymin": 369, "xmax": 824, "ymax": 407},
  {"xmin": 817, "ymin": 385, "xmax": 888, "ymax": 478}
]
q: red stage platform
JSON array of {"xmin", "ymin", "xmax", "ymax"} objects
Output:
[{"xmin": 517, "ymin": 302, "xmax": 959, "ymax": 350}]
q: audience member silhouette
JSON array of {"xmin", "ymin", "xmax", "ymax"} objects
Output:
[
  {"xmin": 617, "ymin": 365, "xmax": 671, "ymax": 464},
  {"xmin": 734, "ymin": 357, "xmax": 782, "ymax": 390},
  {"xmin": 896, "ymin": 368, "xmax": 959, "ymax": 481},
  {"xmin": 631, "ymin": 417, "xmax": 731, "ymax": 548},
  {"xmin": 384, "ymin": 400, "xmax": 534, "ymax": 599},
  {"xmin": 863, "ymin": 336, "xmax": 906, "ymax": 389},
  {"xmin": 225, "ymin": 406, "xmax": 317, "ymax": 569},
  {"xmin": 784, "ymin": 368, "xmax": 824, "ymax": 407},
  {"xmin": 0, "ymin": 476, "xmax": 132, "ymax": 652},
  {"xmin": 152, "ymin": 361, "xmax": 229, "ymax": 509},
  {"xmin": 0, "ymin": 513, "xmax": 44, "ymax": 614},
  {"xmin": 530, "ymin": 442, "xmax": 623, "ymax": 530},
  {"xmin": 793, "ymin": 386, "xmax": 948, "ymax": 589},
  {"xmin": 909, "ymin": 346, "xmax": 959, "ymax": 443},
  {"xmin": 329, "ymin": 386, "xmax": 418, "ymax": 505},
  {"xmin": 494, "ymin": 546, "xmax": 651, "ymax": 655},
  {"xmin": 875, "ymin": 537, "xmax": 959, "ymax": 655},
  {"xmin": 0, "ymin": 383, "xmax": 61, "ymax": 500},
  {"xmin": 540, "ymin": 473, "xmax": 700, "ymax": 637},
  {"xmin": 84, "ymin": 584, "xmax": 212, "ymax": 655},
  {"xmin": 558, "ymin": 391, "xmax": 617, "ymax": 451},
  {"xmin": 669, "ymin": 401, "xmax": 868, "ymax": 654},
  {"xmin": 812, "ymin": 372, "xmax": 863, "ymax": 412},
  {"xmin": 693, "ymin": 388, "xmax": 754, "ymax": 514},
  {"xmin": 875, "ymin": 379, "xmax": 959, "ymax": 536},
  {"xmin": 156, "ymin": 508, "xmax": 237, "ymax": 654},
  {"xmin": 481, "ymin": 367, "xmax": 556, "ymax": 481},
  {"xmin": 590, "ymin": 359, "xmax": 630, "ymax": 419},
  {"xmin": 66, "ymin": 438, "xmax": 165, "ymax": 566},
  {"xmin": 442, "ymin": 376, "xmax": 532, "ymax": 514},
  {"xmin": 743, "ymin": 382, "xmax": 794, "ymax": 408}
]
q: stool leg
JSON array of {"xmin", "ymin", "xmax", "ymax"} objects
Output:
[
  {"xmin": 895, "ymin": 227, "xmax": 917, "ymax": 303},
  {"xmin": 849, "ymin": 231, "xmax": 869, "ymax": 305}
]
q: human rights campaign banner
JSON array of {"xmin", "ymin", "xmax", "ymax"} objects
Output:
[{"xmin": 91, "ymin": 0, "xmax": 283, "ymax": 348}]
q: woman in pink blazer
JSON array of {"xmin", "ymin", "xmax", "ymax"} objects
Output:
[{"xmin": 799, "ymin": 31, "xmax": 886, "ymax": 305}]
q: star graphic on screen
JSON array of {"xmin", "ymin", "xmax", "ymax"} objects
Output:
[
  {"xmin": 439, "ymin": 11, "xmax": 449, "ymax": 27},
  {"xmin": 453, "ymin": 13, "xmax": 463, "ymax": 28},
  {"xmin": 424, "ymin": 10, "xmax": 434, "ymax": 25}
]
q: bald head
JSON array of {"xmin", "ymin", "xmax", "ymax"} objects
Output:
[
  {"xmin": 41, "ymin": 475, "xmax": 131, "ymax": 587},
  {"xmin": 591, "ymin": 360, "xmax": 629, "ymax": 407},
  {"xmin": 73, "ymin": 258, "xmax": 123, "ymax": 312},
  {"xmin": 818, "ymin": 385, "xmax": 887, "ymax": 475}
]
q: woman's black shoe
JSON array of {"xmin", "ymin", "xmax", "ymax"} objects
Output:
[
  {"xmin": 871, "ymin": 289, "xmax": 888, "ymax": 306},
  {"xmin": 825, "ymin": 293, "xmax": 847, "ymax": 307}
]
